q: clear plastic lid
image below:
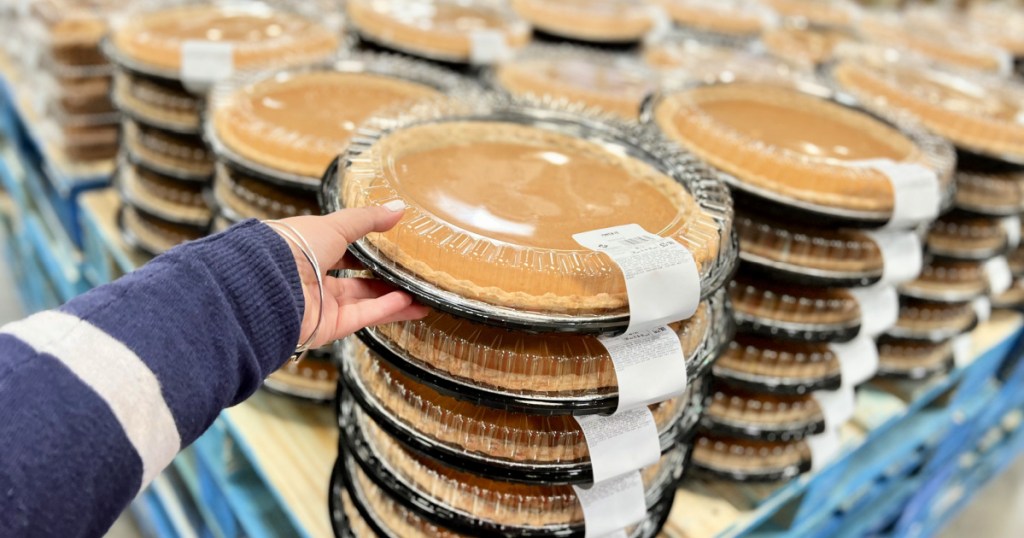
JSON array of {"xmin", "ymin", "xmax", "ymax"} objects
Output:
[
  {"xmin": 123, "ymin": 119, "xmax": 213, "ymax": 182},
  {"xmin": 735, "ymin": 210, "xmax": 883, "ymax": 287},
  {"xmin": 649, "ymin": 80, "xmax": 956, "ymax": 224},
  {"xmin": 489, "ymin": 44, "xmax": 658, "ymax": 120},
  {"xmin": 713, "ymin": 334, "xmax": 842, "ymax": 394},
  {"xmin": 830, "ymin": 57, "xmax": 1024, "ymax": 165},
  {"xmin": 212, "ymin": 163, "xmax": 319, "ymax": 223},
  {"xmin": 859, "ymin": 12, "xmax": 1011, "ymax": 75},
  {"xmin": 887, "ymin": 298, "xmax": 978, "ymax": 342},
  {"xmin": 955, "ymin": 169, "xmax": 1024, "ymax": 217},
  {"xmin": 325, "ymin": 95, "xmax": 735, "ymax": 332},
  {"xmin": 729, "ymin": 273, "xmax": 861, "ymax": 343},
  {"xmin": 759, "ymin": 0, "xmax": 859, "ymax": 28},
  {"xmin": 927, "ymin": 214, "xmax": 1008, "ymax": 261},
  {"xmin": 113, "ymin": 71, "xmax": 201, "ymax": 134},
  {"xmin": 24, "ymin": 0, "xmax": 123, "ymax": 68},
  {"xmin": 761, "ymin": 24, "xmax": 859, "ymax": 70},
  {"xmin": 899, "ymin": 260, "xmax": 988, "ymax": 303},
  {"xmin": 116, "ymin": 160, "xmax": 213, "ymax": 227},
  {"xmin": 347, "ymin": 0, "xmax": 530, "ymax": 64},
  {"xmin": 342, "ymin": 404, "xmax": 683, "ymax": 534},
  {"xmin": 340, "ymin": 336, "xmax": 696, "ymax": 478},
  {"xmin": 654, "ymin": 0, "xmax": 775, "ymax": 38},
  {"xmin": 702, "ymin": 384, "xmax": 825, "ymax": 442},
  {"xmin": 355, "ymin": 287, "xmax": 727, "ymax": 413},
  {"xmin": 207, "ymin": 52, "xmax": 477, "ymax": 188},
  {"xmin": 691, "ymin": 433, "xmax": 811, "ymax": 483},
  {"xmin": 119, "ymin": 204, "xmax": 206, "ymax": 257},
  {"xmin": 875, "ymin": 337, "xmax": 954, "ymax": 380},
  {"xmin": 264, "ymin": 347, "xmax": 337, "ymax": 402},
  {"xmin": 510, "ymin": 0, "xmax": 658, "ymax": 44},
  {"xmin": 106, "ymin": 2, "xmax": 341, "ymax": 79}
]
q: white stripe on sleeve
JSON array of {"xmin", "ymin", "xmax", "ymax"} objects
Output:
[{"xmin": 1, "ymin": 310, "xmax": 182, "ymax": 488}]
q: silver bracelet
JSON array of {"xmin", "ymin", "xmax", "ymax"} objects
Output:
[{"xmin": 265, "ymin": 220, "xmax": 325, "ymax": 362}]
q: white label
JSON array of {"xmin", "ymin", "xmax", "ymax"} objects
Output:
[
  {"xmin": 953, "ymin": 333, "xmax": 974, "ymax": 368},
  {"xmin": 1002, "ymin": 216, "xmax": 1021, "ymax": 250},
  {"xmin": 973, "ymin": 297, "xmax": 992, "ymax": 324},
  {"xmin": 180, "ymin": 41, "xmax": 235, "ymax": 93},
  {"xmin": 850, "ymin": 285, "xmax": 899, "ymax": 338},
  {"xmin": 574, "ymin": 224, "xmax": 700, "ymax": 333},
  {"xmin": 646, "ymin": 6, "xmax": 672, "ymax": 42},
  {"xmin": 985, "ymin": 257, "xmax": 1012, "ymax": 296},
  {"xmin": 812, "ymin": 384, "xmax": 856, "ymax": 430},
  {"xmin": 573, "ymin": 471, "xmax": 648, "ymax": 538},
  {"xmin": 807, "ymin": 428, "xmax": 842, "ymax": 471},
  {"xmin": 864, "ymin": 229, "xmax": 923, "ymax": 285},
  {"xmin": 469, "ymin": 30, "xmax": 510, "ymax": 64},
  {"xmin": 996, "ymin": 50, "xmax": 1014, "ymax": 77},
  {"xmin": 574, "ymin": 407, "xmax": 662, "ymax": 483},
  {"xmin": 850, "ymin": 159, "xmax": 941, "ymax": 230},
  {"xmin": 829, "ymin": 336, "xmax": 879, "ymax": 387},
  {"xmin": 598, "ymin": 326, "xmax": 687, "ymax": 412}
]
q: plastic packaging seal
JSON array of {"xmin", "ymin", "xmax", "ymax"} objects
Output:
[
  {"xmin": 973, "ymin": 297, "xmax": 992, "ymax": 324},
  {"xmin": 953, "ymin": 333, "xmax": 974, "ymax": 368},
  {"xmin": 598, "ymin": 325, "xmax": 688, "ymax": 412},
  {"xmin": 849, "ymin": 285, "xmax": 899, "ymax": 338},
  {"xmin": 812, "ymin": 384, "xmax": 855, "ymax": 432},
  {"xmin": 828, "ymin": 336, "xmax": 879, "ymax": 387},
  {"xmin": 807, "ymin": 427, "xmax": 842, "ymax": 472},
  {"xmin": 181, "ymin": 40, "xmax": 234, "ymax": 93},
  {"xmin": 849, "ymin": 159, "xmax": 941, "ymax": 230},
  {"xmin": 573, "ymin": 471, "xmax": 647, "ymax": 538},
  {"xmin": 1002, "ymin": 216, "xmax": 1021, "ymax": 250},
  {"xmin": 574, "ymin": 224, "xmax": 701, "ymax": 333},
  {"xmin": 470, "ymin": 30, "xmax": 510, "ymax": 64},
  {"xmin": 864, "ymin": 229, "xmax": 923, "ymax": 285},
  {"xmin": 573, "ymin": 407, "xmax": 661, "ymax": 483},
  {"xmin": 984, "ymin": 256, "xmax": 1013, "ymax": 296}
]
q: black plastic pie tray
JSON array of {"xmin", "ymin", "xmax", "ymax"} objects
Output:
[
  {"xmin": 334, "ymin": 405, "xmax": 684, "ymax": 537},
  {"xmin": 875, "ymin": 355, "xmax": 956, "ymax": 381},
  {"xmin": 113, "ymin": 161, "xmax": 214, "ymax": 229},
  {"xmin": 337, "ymin": 371, "xmax": 704, "ymax": 484},
  {"xmin": 688, "ymin": 451, "xmax": 812, "ymax": 484},
  {"xmin": 711, "ymin": 368, "xmax": 843, "ymax": 396},
  {"xmin": 733, "ymin": 310, "xmax": 861, "ymax": 344},
  {"xmin": 700, "ymin": 414, "xmax": 826, "ymax": 443}
]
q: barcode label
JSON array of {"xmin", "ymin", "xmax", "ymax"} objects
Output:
[{"xmin": 622, "ymin": 236, "xmax": 654, "ymax": 246}]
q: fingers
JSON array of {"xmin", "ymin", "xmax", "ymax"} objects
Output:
[
  {"xmin": 333, "ymin": 291, "xmax": 423, "ymax": 337},
  {"xmin": 325, "ymin": 277, "xmax": 398, "ymax": 301},
  {"xmin": 368, "ymin": 302, "xmax": 431, "ymax": 326},
  {"xmin": 332, "ymin": 250, "xmax": 365, "ymax": 271},
  {"xmin": 275, "ymin": 201, "xmax": 406, "ymax": 270}
]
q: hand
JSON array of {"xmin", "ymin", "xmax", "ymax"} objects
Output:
[{"xmin": 271, "ymin": 201, "xmax": 429, "ymax": 349}]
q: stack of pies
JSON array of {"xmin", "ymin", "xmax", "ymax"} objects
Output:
[
  {"xmin": 490, "ymin": 45, "xmax": 657, "ymax": 119},
  {"xmin": 346, "ymin": 0, "xmax": 529, "ymax": 64},
  {"xmin": 324, "ymin": 96, "xmax": 736, "ymax": 535},
  {"xmin": 729, "ymin": 273, "xmax": 861, "ymax": 343},
  {"xmin": 511, "ymin": 0, "xmax": 659, "ymax": 45},
  {"xmin": 106, "ymin": 3, "xmax": 341, "ymax": 255},
  {"xmin": 205, "ymin": 53, "xmax": 470, "ymax": 228}
]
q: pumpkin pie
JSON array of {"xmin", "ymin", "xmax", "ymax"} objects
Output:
[
  {"xmin": 117, "ymin": 163, "xmax": 213, "ymax": 226},
  {"xmin": 729, "ymin": 274, "xmax": 861, "ymax": 340},
  {"xmin": 899, "ymin": 260, "xmax": 988, "ymax": 303},
  {"xmin": 762, "ymin": 25, "xmax": 857, "ymax": 69},
  {"xmin": 511, "ymin": 0, "xmax": 656, "ymax": 44},
  {"xmin": 109, "ymin": 4, "xmax": 339, "ymax": 74},
  {"xmin": 212, "ymin": 163, "xmax": 319, "ymax": 222},
  {"xmin": 642, "ymin": 37, "xmax": 797, "ymax": 85},
  {"xmin": 123, "ymin": 120, "xmax": 213, "ymax": 179},
  {"xmin": 759, "ymin": 0, "xmax": 858, "ymax": 28},
  {"xmin": 350, "ymin": 406, "xmax": 680, "ymax": 530},
  {"xmin": 955, "ymin": 169, "xmax": 1024, "ymax": 217},
  {"xmin": 876, "ymin": 337, "xmax": 954, "ymax": 380},
  {"xmin": 703, "ymin": 385, "xmax": 825, "ymax": 442},
  {"xmin": 736, "ymin": 211, "xmax": 883, "ymax": 284},
  {"xmin": 888, "ymin": 299, "xmax": 977, "ymax": 341},
  {"xmin": 691, "ymin": 434, "xmax": 811, "ymax": 482},
  {"xmin": 264, "ymin": 351, "xmax": 337, "ymax": 402},
  {"xmin": 492, "ymin": 47, "xmax": 657, "ymax": 120},
  {"xmin": 927, "ymin": 214, "xmax": 1008, "ymax": 260},
  {"xmin": 345, "ymin": 338, "xmax": 687, "ymax": 465},
  {"xmin": 113, "ymin": 71, "xmax": 200, "ymax": 132},
  {"xmin": 120, "ymin": 204, "xmax": 205, "ymax": 256},
  {"xmin": 340, "ymin": 111, "xmax": 725, "ymax": 315},
  {"xmin": 713, "ymin": 335, "xmax": 842, "ymax": 394},
  {"xmin": 859, "ymin": 14, "xmax": 1008, "ymax": 75},
  {"xmin": 211, "ymin": 69, "xmax": 448, "ymax": 180},
  {"xmin": 365, "ymin": 295, "xmax": 717, "ymax": 399},
  {"xmin": 832, "ymin": 59, "xmax": 1024, "ymax": 162},
  {"xmin": 655, "ymin": 0, "xmax": 771, "ymax": 38},
  {"xmin": 347, "ymin": 0, "xmax": 529, "ymax": 62},
  {"xmin": 653, "ymin": 82, "xmax": 942, "ymax": 216}
]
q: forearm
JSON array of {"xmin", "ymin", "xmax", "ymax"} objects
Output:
[{"xmin": 0, "ymin": 220, "xmax": 302, "ymax": 536}]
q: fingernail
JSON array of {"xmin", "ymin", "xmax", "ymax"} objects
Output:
[{"xmin": 383, "ymin": 200, "xmax": 406, "ymax": 212}]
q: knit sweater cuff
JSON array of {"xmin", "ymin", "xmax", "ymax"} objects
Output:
[{"xmin": 199, "ymin": 219, "xmax": 304, "ymax": 373}]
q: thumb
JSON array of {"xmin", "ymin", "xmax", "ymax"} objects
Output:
[{"xmin": 277, "ymin": 200, "xmax": 406, "ymax": 269}]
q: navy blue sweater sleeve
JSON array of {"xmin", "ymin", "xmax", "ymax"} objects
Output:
[{"xmin": 0, "ymin": 220, "xmax": 303, "ymax": 537}]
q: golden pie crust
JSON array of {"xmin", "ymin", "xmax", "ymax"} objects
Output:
[
  {"xmin": 265, "ymin": 356, "xmax": 337, "ymax": 399},
  {"xmin": 373, "ymin": 302, "xmax": 710, "ymax": 395},
  {"xmin": 714, "ymin": 335, "xmax": 841, "ymax": 384},
  {"xmin": 736, "ymin": 212, "xmax": 883, "ymax": 275},
  {"xmin": 730, "ymin": 276, "xmax": 860, "ymax": 326},
  {"xmin": 707, "ymin": 387, "xmax": 823, "ymax": 427},
  {"xmin": 121, "ymin": 205, "xmax": 204, "ymax": 255},
  {"xmin": 494, "ymin": 56, "xmax": 655, "ymax": 120},
  {"xmin": 114, "ymin": 71, "xmax": 200, "ymax": 131},
  {"xmin": 900, "ymin": 260, "xmax": 987, "ymax": 299},
  {"xmin": 344, "ymin": 120, "xmax": 721, "ymax": 314},
  {"xmin": 352, "ymin": 340, "xmax": 683, "ymax": 463},
  {"xmin": 955, "ymin": 169, "xmax": 1024, "ymax": 214},
  {"xmin": 213, "ymin": 164, "xmax": 319, "ymax": 222},
  {"xmin": 927, "ymin": 215, "xmax": 1007, "ymax": 258},
  {"xmin": 344, "ymin": 470, "xmax": 466, "ymax": 538},
  {"xmin": 213, "ymin": 71, "xmax": 444, "ymax": 178},
  {"xmin": 111, "ymin": 4, "xmax": 339, "ymax": 72},
  {"xmin": 894, "ymin": 300, "xmax": 976, "ymax": 335},
  {"xmin": 693, "ymin": 434, "xmax": 810, "ymax": 473},
  {"xmin": 119, "ymin": 164, "xmax": 212, "ymax": 224},
  {"xmin": 833, "ymin": 60, "xmax": 1024, "ymax": 159},
  {"xmin": 124, "ymin": 120, "xmax": 213, "ymax": 178},
  {"xmin": 654, "ymin": 83, "xmax": 923, "ymax": 213},
  {"xmin": 511, "ymin": 0, "xmax": 653, "ymax": 43},
  {"xmin": 656, "ymin": 0, "xmax": 766, "ymax": 37},
  {"xmin": 347, "ymin": 0, "xmax": 529, "ymax": 61}
]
